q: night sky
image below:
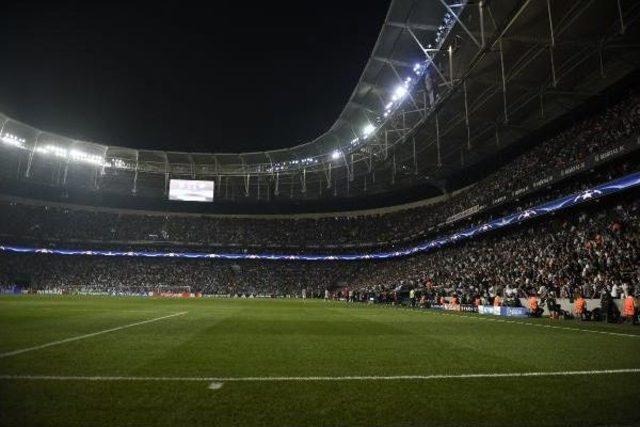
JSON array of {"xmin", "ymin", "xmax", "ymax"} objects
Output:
[{"xmin": 0, "ymin": 1, "xmax": 389, "ymax": 153}]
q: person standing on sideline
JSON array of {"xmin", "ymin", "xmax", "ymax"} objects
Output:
[
  {"xmin": 493, "ymin": 295, "xmax": 502, "ymax": 307},
  {"xmin": 611, "ymin": 283, "xmax": 620, "ymax": 299},
  {"xmin": 574, "ymin": 294, "xmax": 587, "ymax": 321},
  {"xmin": 623, "ymin": 293, "xmax": 637, "ymax": 325},
  {"xmin": 600, "ymin": 290, "xmax": 612, "ymax": 323},
  {"xmin": 529, "ymin": 294, "xmax": 542, "ymax": 317},
  {"xmin": 547, "ymin": 293, "xmax": 560, "ymax": 319}
]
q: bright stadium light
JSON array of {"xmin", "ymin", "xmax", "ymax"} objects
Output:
[
  {"xmin": 362, "ymin": 123, "xmax": 376, "ymax": 138},
  {"xmin": 331, "ymin": 150, "xmax": 341, "ymax": 160},
  {"xmin": 391, "ymin": 85, "xmax": 408, "ymax": 102},
  {"xmin": 69, "ymin": 149, "xmax": 104, "ymax": 165},
  {"xmin": 37, "ymin": 145, "xmax": 68, "ymax": 158},
  {"xmin": 1, "ymin": 133, "xmax": 26, "ymax": 147},
  {"xmin": 34, "ymin": 144, "xmax": 105, "ymax": 166}
]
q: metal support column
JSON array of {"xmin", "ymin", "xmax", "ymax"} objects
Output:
[
  {"xmin": 549, "ymin": 47, "xmax": 557, "ymax": 88},
  {"xmin": 412, "ymin": 136, "xmax": 417, "ymax": 174},
  {"xmin": 163, "ymin": 152, "xmax": 170, "ymax": 195},
  {"xmin": 436, "ymin": 114, "xmax": 442, "ymax": 167},
  {"xmin": 391, "ymin": 153, "xmax": 396, "ymax": 185},
  {"xmin": 547, "ymin": 0, "xmax": 557, "ymax": 87},
  {"xmin": 301, "ymin": 168, "xmax": 307, "ymax": 193},
  {"xmin": 448, "ymin": 45, "xmax": 454, "ymax": 85},
  {"xmin": 257, "ymin": 176, "xmax": 261, "ymax": 200},
  {"xmin": 244, "ymin": 174, "xmax": 250, "ymax": 197},
  {"xmin": 346, "ymin": 169, "xmax": 350, "ymax": 195},
  {"xmin": 95, "ymin": 146, "xmax": 108, "ymax": 190},
  {"xmin": 384, "ymin": 130, "xmax": 389, "ymax": 159},
  {"xmin": 62, "ymin": 149, "xmax": 71, "ymax": 185},
  {"xmin": 132, "ymin": 151, "xmax": 139, "ymax": 194},
  {"xmin": 289, "ymin": 175, "xmax": 294, "ymax": 199},
  {"xmin": 349, "ymin": 154, "xmax": 354, "ymax": 182},
  {"xmin": 498, "ymin": 39, "xmax": 508, "ymax": 123},
  {"xmin": 463, "ymin": 80, "xmax": 471, "ymax": 150},
  {"xmin": 479, "ymin": 1, "xmax": 485, "ymax": 47},
  {"xmin": 25, "ymin": 132, "xmax": 42, "ymax": 178},
  {"xmin": 325, "ymin": 163, "xmax": 332, "ymax": 189},
  {"xmin": 617, "ymin": 0, "xmax": 625, "ymax": 34}
]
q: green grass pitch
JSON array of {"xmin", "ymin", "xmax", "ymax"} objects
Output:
[{"xmin": 1, "ymin": 295, "xmax": 639, "ymax": 426}]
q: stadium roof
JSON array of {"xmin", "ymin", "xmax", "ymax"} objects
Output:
[{"xmin": 1, "ymin": 0, "xmax": 640, "ymax": 204}]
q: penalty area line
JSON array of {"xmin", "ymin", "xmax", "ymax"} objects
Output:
[
  {"xmin": 0, "ymin": 311, "xmax": 188, "ymax": 358},
  {"xmin": 1, "ymin": 368, "xmax": 639, "ymax": 384}
]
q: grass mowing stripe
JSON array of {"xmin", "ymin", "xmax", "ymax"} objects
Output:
[
  {"xmin": 1, "ymin": 368, "xmax": 639, "ymax": 382},
  {"xmin": 0, "ymin": 311, "xmax": 187, "ymax": 358}
]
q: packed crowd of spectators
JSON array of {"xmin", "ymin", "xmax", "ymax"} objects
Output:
[
  {"xmin": 0, "ymin": 93, "xmax": 638, "ymax": 250},
  {"xmin": 2, "ymin": 191, "xmax": 639, "ymax": 306},
  {"xmin": 0, "ymin": 254, "xmax": 356, "ymax": 297},
  {"xmin": 348, "ymin": 192, "xmax": 640, "ymax": 306}
]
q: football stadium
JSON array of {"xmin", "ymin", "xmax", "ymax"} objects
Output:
[{"xmin": 1, "ymin": 1, "xmax": 640, "ymax": 426}]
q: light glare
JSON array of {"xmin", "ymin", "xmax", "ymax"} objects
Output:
[{"xmin": 362, "ymin": 123, "xmax": 376, "ymax": 137}]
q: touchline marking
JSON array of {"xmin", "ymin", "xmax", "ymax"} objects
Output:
[
  {"xmin": 0, "ymin": 311, "xmax": 188, "ymax": 358},
  {"xmin": 420, "ymin": 309, "xmax": 640, "ymax": 338},
  {"xmin": 1, "ymin": 368, "xmax": 639, "ymax": 383}
]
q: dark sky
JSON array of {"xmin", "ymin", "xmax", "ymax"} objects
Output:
[{"xmin": 0, "ymin": 1, "xmax": 389, "ymax": 153}]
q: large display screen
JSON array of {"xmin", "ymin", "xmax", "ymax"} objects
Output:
[{"xmin": 169, "ymin": 179, "xmax": 214, "ymax": 202}]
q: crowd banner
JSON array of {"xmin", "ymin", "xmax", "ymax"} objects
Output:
[
  {"xmin": 430, "ymin": 304, "xmax": 478, "ymax": 313},
  {"xmin": 0, "ymin": 286, "xmax": 23, "ymax": 295},
  {"xmin": 478, "ymin": 306, "xmax": 528, "ymax": 317}
]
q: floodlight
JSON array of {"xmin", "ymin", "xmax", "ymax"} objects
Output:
[
  {"xmin": 391, "ymin": 85, "xmax": 408, "ymax": 101},
  {"xmin": 331, "ymin": 150, "xmax": 341, "ymax": 160},
  {"xmin": 362, "ymin": 123, "xmax": 376, "ymax": 137},
  {"xmin": 1, "ymin": 133, "xmax": 26, "ymax": 147}
]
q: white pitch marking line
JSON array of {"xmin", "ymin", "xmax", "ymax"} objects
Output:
[
  {"xmin": 208, "ymin": 382, "xmax": 224, "ymax": 390},
  {"xmin": 0, "ymin": 368, "xmax": 639, "ymax": 383},
  {"xmin": 424, "ymin": 310, "xmax": 640, "ymax": 338},
  {"xmin": 0, "ymin": 311, "xmax": 188, "ymax": 358}
]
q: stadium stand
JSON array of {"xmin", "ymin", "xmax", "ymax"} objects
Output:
[
  {"xmin": 1, "ymin": 187, "xmax": 638, "ymax": 305},
  {"xmin": 1, "ymin": 91, "xmax": 639, "ymax": 253}
]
